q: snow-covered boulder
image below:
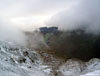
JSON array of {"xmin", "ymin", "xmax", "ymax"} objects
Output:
[
  {"xmin": 59, "ymin": 58, "xmax": 100, "ymax": 76},
  {"xmin": 59, "ymin": 58, "xmax": 86, "ymax": 76},
  {"xmin": 80, "ymin": 58, "xmax": 100, "ymax": 76}
]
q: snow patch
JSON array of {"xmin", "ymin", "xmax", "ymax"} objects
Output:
[{"xmin": 0, "ymin": 41, "xmax": 49, "ymax": 76}]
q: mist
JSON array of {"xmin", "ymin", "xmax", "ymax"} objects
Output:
[
  {"xmin": 0, "ymin": 19, "xmax": 27, "ymax": 46},
  {"xmin": 47, "ymin": 0, "xmax": 100, "ymax": 34},
  {"xmin": 25, "ymin": 31, "xmax": 48, "ymax": 50},
  {"xmin": 42, "ymin": 0, "xmax": 100, "ymax": 60}
]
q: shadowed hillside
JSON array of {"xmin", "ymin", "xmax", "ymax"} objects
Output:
[{"xmin": 41, "ymin": 27, "xmax": 100, "ymax": 61}]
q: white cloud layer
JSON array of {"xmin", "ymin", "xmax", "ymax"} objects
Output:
[
  {"xmin": 0, "ymin": 0, "xmax": 77, "ymax": 30},
  {"xmin": 47, "ymin": 0, "xmax": 100, "ymax": 34}
]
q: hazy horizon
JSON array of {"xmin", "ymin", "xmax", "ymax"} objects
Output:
[{"xmin": 0, "ymin": 0, "xmax": 78, "ymax": 31}]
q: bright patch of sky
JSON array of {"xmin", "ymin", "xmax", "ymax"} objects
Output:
[{"xmin": 0, "ymin": 0, "xmax": 78, "ymax": 30}]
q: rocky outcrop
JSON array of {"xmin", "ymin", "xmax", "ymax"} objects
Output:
[
  {"xmin": 0, "ymin": 41, "xmax": 49, "ymax": 76},
  {"xmin": 59, "ymin": 58, "xmax": 100, "ymax": 76}
]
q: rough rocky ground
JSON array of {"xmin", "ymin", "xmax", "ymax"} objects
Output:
[
  {"xmin": 39, "ymin": 51, "xmax": 100, "ymax": 76},
  {"xmin": 0, "ymin": 41, "xmax": 100, "ymax": 76},
  {"xmin": 40, "ymin": 52, "xmax": 65, "ymax": 76},
  {"xmin": 0, "ymin": 41, "xmax": 50, "ymax": 76}
]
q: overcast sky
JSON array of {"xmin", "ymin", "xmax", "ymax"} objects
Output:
[{"xmin": 0, "ymin": 0, "xmax": 79, "ymax": 30}]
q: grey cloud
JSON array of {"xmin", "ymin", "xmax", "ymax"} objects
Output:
[
  {"xmin": 47, "ymin": 0, "xmax": 100, "ymax": 34},
  {"xmin": 0, "ymin": 0, "xmax": 72, "ymax": 17},
  {"xmin": 0, "ymin": 19, "xmax": 27, "ymax": 46}
]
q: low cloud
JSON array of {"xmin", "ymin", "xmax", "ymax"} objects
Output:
[
  {"xmin": 47, "ymin": 0, "xmax": 100, "ymax": 34},
  {"xmin": 0, "ymin": 19, "xmax": 27, "ymax": 46}
]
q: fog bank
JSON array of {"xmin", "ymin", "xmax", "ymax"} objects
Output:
[
  {"xmin": 47, "ymin": 0, "xmax": 100, "ymax": 34},
  {"xmin": 0, "ymin": 19, "xmax": 27, "ymax": 46}
]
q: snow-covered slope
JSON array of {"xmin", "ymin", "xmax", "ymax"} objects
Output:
[
  {"xmin": 0, "ymin": 41, "xmax": 50, "ymax": 76},
  {"xmin": 1, "ymin": 41, "xmax": 100, "ymax": 76},
  {"xmin": 59, "ymin": 58, "xmax": 100, "ymax": 76},
  {"xmin": 59, "ymin": 59, "xmax": 85, "ymax": 76},
  {"xmin": 80, "ymin": 58, "xmax": 100, "ymax": 76},
  {"xmin": 80, "ymin": 70, "xmax": 100, "ymax": 76}
]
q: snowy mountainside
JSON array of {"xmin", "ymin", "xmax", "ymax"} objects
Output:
[
  {"xmin": 0, "ymin": 41, "xmax": 100, "ymax": 76},
  {"xmin": 0, "ymin": 41, "xmax": 50, "ymax": 76}
]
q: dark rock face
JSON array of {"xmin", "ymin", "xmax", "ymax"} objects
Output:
[
  {"xmin": 45, "ymin": 28, "xmax": 100, "ymax": 61},
  {"xmin": 23, "ymin": 51, "xmax": 29, "ymax": 56},
  {"xmin": 18, "ymin": 57, "xmax": 26, "ymax": 63},
  {"xmin": 39, "ymin": 27, "xmax": 58, "ymax": 34},
  {"xmin": 93, "ymin": 35, "xmax": 100, "ymax": 58}
]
